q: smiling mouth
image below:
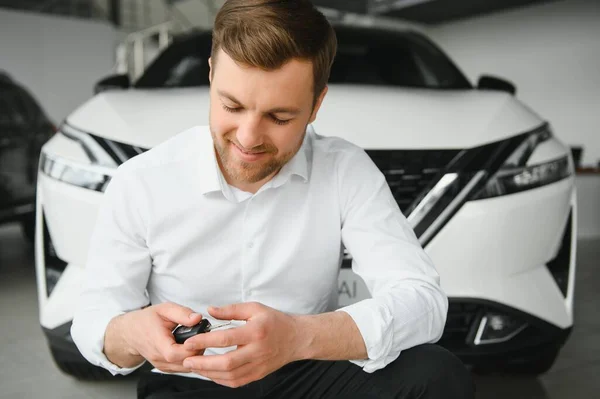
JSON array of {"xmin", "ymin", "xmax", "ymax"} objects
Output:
[
  {"xmin": 230, "ymin": 142, "xmax": 270, "ymax": 161},
  {"xmin": 235, "ymin": 145, "xmax": 264, "ymax": 155}
]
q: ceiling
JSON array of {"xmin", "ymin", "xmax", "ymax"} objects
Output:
[
  {"xmin": 313, "ymin": 0, "xmax": 559, "ymax": 24},
  {"xmin": 0, "ymin": 0, "xmax": 107, "ymax": 19},
  {"xmin": 0, "ymin": 0, "xmax": 561, "ymax": 26},
  {"xmin": 313, "ymin": 0, "xmax": 369, "ymax": 14}
]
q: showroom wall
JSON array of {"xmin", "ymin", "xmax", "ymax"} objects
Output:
[
  {"xmin": 430, "ymin": 0, "xmax": 600, "ymax": 167},
  {"xmin": 0, "ymin": 8, "xmax": 117, "ymax": 125}
]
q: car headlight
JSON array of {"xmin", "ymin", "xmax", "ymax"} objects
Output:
[
  {"xmin": 57, "ymin": 123, "xmax": 120, "ymax": 167},
  {"xmin": 39, "ymin": 152, "xmax": 114, "ymax": 192},
  {"xmin": 408, "ymin": 124, "xmax": 574, "ymax": 246},
  {"xmin": 470, "ymin": 127, "xmax": 573, "ymax": 200},
  {"xmin": 39, "ymin": 123, "xmax": 117, "ymax": 192}
]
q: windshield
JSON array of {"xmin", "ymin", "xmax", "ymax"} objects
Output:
[{"xmin": 135, "ymin": 26, "xmax": 471, "ymax": 90}]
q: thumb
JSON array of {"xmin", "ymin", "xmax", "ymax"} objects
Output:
[
  {"xmin": 208, "ymin": 302, "xmax": 260, "ymax": 321},
  {"xmin": 155, "ymin": 302, "xmax": 202, "ymax": 326}
]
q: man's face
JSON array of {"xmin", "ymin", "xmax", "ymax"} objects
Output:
[{"xmin": 208, "ymin": 49, "xmax": 326, "ymax": 190}]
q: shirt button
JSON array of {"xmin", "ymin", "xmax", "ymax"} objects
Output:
[{"xmin": 247, "ymin": 242, "xmax": 254, "ymax": 249}]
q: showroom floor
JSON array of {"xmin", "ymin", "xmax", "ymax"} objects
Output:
[{"xmin": 1, "ymin": 222, "xmax": 599, "ymax": 399}]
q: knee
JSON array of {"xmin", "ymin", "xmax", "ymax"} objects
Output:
[{"xmin": 387, "ymin": 344, "xmax": 474, "ymax": 399}]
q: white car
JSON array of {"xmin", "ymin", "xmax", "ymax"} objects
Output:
[{"xmin": 35, "ymin": 19, "xmax": 576, "ymax": 380}]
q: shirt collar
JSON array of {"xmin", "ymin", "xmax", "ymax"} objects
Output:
[
  {"xmin": 269, "ymin": 131, "xmax": 311, "ymax": 189},
  {"xmin": 198, "ymin": 128, "xmax": 222, "ymax": 195}
]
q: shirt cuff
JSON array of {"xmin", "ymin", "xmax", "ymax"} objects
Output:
[
  {"xmin": 71, "ymin": 310, "xmax": 146, "ymax": 376},
  {"xmin": 336, "ymin": 299, "xmax": 399, "ymax": 373}
]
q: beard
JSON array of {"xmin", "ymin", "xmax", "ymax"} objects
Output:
[{"xmin": 211, "ymin": 128, "xmax": 305, "ymax": 184}]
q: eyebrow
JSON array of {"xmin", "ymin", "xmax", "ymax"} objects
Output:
[{"xmin": 217, "ymin": 90, "xmax": 302, "ymax": 115}]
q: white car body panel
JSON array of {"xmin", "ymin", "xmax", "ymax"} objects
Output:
[
  {"xmin": 40, "ymin": 264, "xmax": 87, "ymax": 329},
  {"xmin": 40, "ymin": 175, "xmax": 103, "ymax": 268},
  {"xmin": 427, "ymin": 179, "xmax": 576, "ymax": 329},
  {"xmin": 67, "ymin": 86, "xmax": 545, "ymax": 150}
]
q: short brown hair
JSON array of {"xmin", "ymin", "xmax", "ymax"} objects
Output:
[{"xmin": 211, "ymin": 0, "xmax": 337, "ymax": 104}]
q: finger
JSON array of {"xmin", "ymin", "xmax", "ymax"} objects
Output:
[
  {"xmin": 209, "ymin": 366, "xmax": 266, "ymax": 389},
  {"xmin": 192, "ymin": 360, "xmax": 260, "ymax": 383},
  {"xmin": 184, "ymin": 345, "xmax": 254, "ymax": 372},
  {"xmin": 183, "ymin": 325, "xmax": 253, "ymax": 350},
  {"xmin": 153, "ymin": 361, "xmax": 194, "ymax": 374},
  {"xmin": 208, "ymin": 302, "xmax": 263, "ymax": 321},
  {"xmin": 156, "ymin": 332, "xmax": 204, "ymax": 363},
  {"xmin": 156, "ymin": 302, "xmax": 202, "ymax": 326}
]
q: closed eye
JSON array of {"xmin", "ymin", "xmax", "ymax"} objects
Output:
[
  {"xmin": 270, "ymin": 115, "xmax": 292, "ymax": 126},
  {"xmin": 222, "ymin": 104, "xmax": 241, "ymax": 113},
  {"xmin": 222, "ymin": 102, "xmax": 291, "ymax": 125}
]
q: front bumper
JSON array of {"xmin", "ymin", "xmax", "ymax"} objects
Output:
[
  {"xmin": 42, "ymin": 321, "xmax": 86, "ymax": 364},
  {"xmin": 41, "ymin": 299, "xmax": 572, "ymax": 369},
  {"xmin": 440, "ymin": 298, "xmax": 571, "ymax": 368}
]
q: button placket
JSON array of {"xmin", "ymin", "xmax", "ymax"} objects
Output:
[{"xmin": 242, "ymin": 197, "xmax": 259, "ymax": 300}]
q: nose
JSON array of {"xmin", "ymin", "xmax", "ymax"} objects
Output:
[{"xmin": 236, "ymin": 114, "xmax": 263, "ymax": 150}]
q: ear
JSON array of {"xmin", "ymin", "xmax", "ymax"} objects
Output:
[
  {"xmin": 208, "ymin": 57, "xmax": 213, "ymax": 84},
  {"xmin": 309, "ymin": 86, "xmax": 328, "ymax": 124}
]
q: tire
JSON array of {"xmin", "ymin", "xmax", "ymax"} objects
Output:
[{"xmin": 49, "ymin": 347, "xmax": 115, "ymax": 381}]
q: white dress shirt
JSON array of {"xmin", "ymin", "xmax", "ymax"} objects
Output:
[{"xmin": 71, "ymin": 125, "xmax": 448, "ymax": 379}]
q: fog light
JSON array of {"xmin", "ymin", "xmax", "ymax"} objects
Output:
[{"xmin": 474, "ymin": 312, "xmax": 528, "ymax": 345}]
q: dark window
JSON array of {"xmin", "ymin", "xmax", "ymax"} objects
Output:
[
  {"xmin": 135, "ymin": 33, "xmax": 212, "ymax": 88},
  {"xmin": 328, "ymin": 29, "xmax": 470, "ymax": 89},
  {"xmin": 135, "ymin": 27, "xmax": 471, "ymax": 90}
]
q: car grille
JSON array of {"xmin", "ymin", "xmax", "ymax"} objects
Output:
[
  {"xmin": 89, "ymin": 134, "xmax": 149, "ymax": 164},
  {"xmin": 96, "ymin": 139, "xmax": 460, "ymax": 219},
  {"xmin": 365, "ymin": 150, "xmax": 461, "ymax": 214},
  {"xmin": 437, "ymin": 302, "xmax": 482, "ymax": 348}
]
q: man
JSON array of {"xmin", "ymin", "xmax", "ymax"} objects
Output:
[{"xmin": 71, "ymin": 1, "xmax": 474, "ymax": 398}]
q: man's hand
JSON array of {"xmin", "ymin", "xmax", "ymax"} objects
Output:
[
  {"xmin": 181, "ymin": 302, "xmax": 304, "ymax": 388},
  {"xmin": 105, "ymin": 302, "xmax": 204, "ymax": 372}
]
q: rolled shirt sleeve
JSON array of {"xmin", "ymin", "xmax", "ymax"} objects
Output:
[
  {"xmin": 336, "ymin": 147, "xmax": 449, "ymax": 373},
  {"xmin": 70, "ymin": 164, "xmax": 152, "ymax": 376}
]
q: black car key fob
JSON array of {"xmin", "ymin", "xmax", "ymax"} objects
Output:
[
  {"xmin": 173, "ymin": 319, "xmax": 212, "ymax": 344},
  {"xmin": 173, "ymin": 319, "xmax": 232, "ymax": 344}
]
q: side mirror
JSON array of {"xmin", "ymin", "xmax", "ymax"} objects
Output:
[
  {"xmin": 477, "ymin": 75, "xmax": 516, "ymax": 95},
  {"xmin": 94, "ymin": 74, "xmax": 130, "ymax": 94}
]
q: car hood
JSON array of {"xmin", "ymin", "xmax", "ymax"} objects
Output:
[{"xmin": 67, "ymin": 85, "xmax": 544, "ymax": 150}]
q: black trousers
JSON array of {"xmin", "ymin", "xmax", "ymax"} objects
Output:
[{"xmin": 137, "ymin": 344, "xmax": 474, "ymax": 399}]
